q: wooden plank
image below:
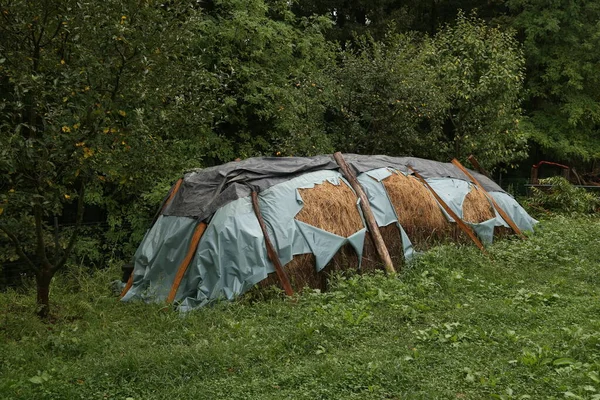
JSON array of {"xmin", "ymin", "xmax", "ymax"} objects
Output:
[
  {"xmin": 451, "ymin": 158, "xmax": 525, "ymax": 239},
  {"xmin": 467, "ymin": 155, "xmax": 490, "ymax": 177},
  {"xmin": 119, "ymin": 272, "xmax": 134, "ymax": 299},
  {"xmin": 166, "ymin": 222, "xmax": 208, "ymax": 303},
  {"xmin": 333, "ymin": 152, "xmax": 396, "ymax": 274},
  {"xmin": 121, "ymin": 178, "xmax": 186, "ymax": 300},
  {"xmin": 161, "ymin": 178, "xmax": 183, "ymax": 213},
  {"xmin": 408, "ymin": 165, "xmax": 487, "ymax": 254},
  {"xmin": 251, "ymin": 191, "xmax": 294, "ymax": 296}
]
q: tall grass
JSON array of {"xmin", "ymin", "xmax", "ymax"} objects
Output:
[{"xmin": 1, "ymin": 216, "xmax": 599, "ymax": 399}]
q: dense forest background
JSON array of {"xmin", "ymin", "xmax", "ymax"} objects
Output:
[{"xmin": 1, "ymin": 0, "xmax": 599, "ymax": 298}]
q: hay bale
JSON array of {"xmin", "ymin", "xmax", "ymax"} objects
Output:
[
  {"xmin": 382, "ymin": 171, "xmax": 450, "ymax": 247},
  {"xmin": 295, "ymin": 180, "xmax": 364, "ymax": 237},
  {"xmin": 261, "ymin": 180, "xmax": 364, "ymax": 292},
  {"xmin": 360, "ymin": 223, "xmax": 405, "ymax": 273},
  {"xmin": 462, "ymin": 185, "xmax": 495, "ymax": 223}
]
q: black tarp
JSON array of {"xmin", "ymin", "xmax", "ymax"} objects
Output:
[{"xmin": 163, "ymin": 154, "xmax": 503, "ymax": 220}]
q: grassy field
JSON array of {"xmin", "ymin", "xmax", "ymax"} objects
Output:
[{"xmin": 1, "ymin": 216, "xmax": 599, "ymax": 399}]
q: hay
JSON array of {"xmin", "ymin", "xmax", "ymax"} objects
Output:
[
  {"xmin": 258, "ymin": 176, "xmax": 498, "ymax": 295},
  {"xmin": 260, "ymin": 180, "xmax": 364, "ymax": 292},
  {"xmin": 462, "ymin": 185, "xmax": 495, "ymax": 223},
  {"xmin": 295, "ymin": 180, "xmax": 364, "ymax": 237},
  {"xmin": 382, "ymin": 171, "xmax": 450, "ymax": 247}
]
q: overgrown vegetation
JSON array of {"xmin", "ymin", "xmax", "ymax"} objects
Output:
[
  {"xmin": 1, "ymin": 217, "xmax": 599, "ymax": 399},
  {"xmin": 526, "ymin": 177, "xmax": 600, "ymax": 216}
]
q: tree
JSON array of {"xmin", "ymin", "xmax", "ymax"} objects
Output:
[
  {"xmin": 0, "ymin": 0, "xmax": 342, "ymax": 316},
  {"xmin": 430, "ymin": 13, "xmax": 527, "ymax": 167},
  {"xmin": 0, "ymin": 0, "xmax": 196, "ymax": 317},
  {"xmin": 185, "ymin": 0, "xmax": 337, "ymax": 159},
  {"xmin": 505, "ymin": 0, "xmax": 600, "ymax": 163},
  {"xmin": 325, "ymin": 14, "xmax": 526, "ymax": 167},
  {"xmin": 327, "ymin": 34, "xmax": 449, "ymax": 158}
]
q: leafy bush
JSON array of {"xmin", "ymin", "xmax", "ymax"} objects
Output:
[{"xmin": 526, "ymin": 177, "xmax": 600, "ymax": 215}]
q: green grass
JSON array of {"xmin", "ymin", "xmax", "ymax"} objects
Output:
[{"xmin": 1, "ymin": 216, "xmax": 600, "ymax": 399}]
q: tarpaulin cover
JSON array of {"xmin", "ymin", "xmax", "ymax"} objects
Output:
[
  {"xmin": 125, "ymin": 171, "xmax": 371, "ymax": 308},
  {"xmin": 163, "ymin": 154, "xmax": 503, "ymax": 220},
  {"xmin": 123, "ymin": 155, "xmax": 537, "ymax": 310}
]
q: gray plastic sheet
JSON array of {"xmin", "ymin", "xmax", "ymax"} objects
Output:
[{"xmin": 163, "ymin": 154, "xmax": 504, "ymax": 220}]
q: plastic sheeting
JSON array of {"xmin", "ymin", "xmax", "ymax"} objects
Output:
[
  {"xmin": 123, "ymin": 159, "xmax": 537, "ymax": 311},
  {"xmin": 122, "ymin": 215, "xmax": 197, "ymax": 302},
  {"xmin": 163, "ymin": 154, "xmax": 504, "ymax": 219},
  {"xmin": 490, "ymin": 191, "xmax": 538, "ymax": 233},
  {"xmin": 125, "ymin": 170, "xmax": 369, "ymax": 309}
]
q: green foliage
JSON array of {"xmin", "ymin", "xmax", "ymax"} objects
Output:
[
  {"xmin": 1, "ymin": 216, "xmax": 600, "ymax": 398},
  {"xmin": 526, "ymin": 177, "xmax": 600, "ymax": 215},
  {"xmin": 328, "ymin": 33, "xmax": 449, "ymax": 158},
  {"xmin": 506, "ymin": 0, "xmax": 600, "ymax": 162},
  {"xmin": 431, "ymin": 12, "xmax": 527, "ymax": 166},
  {"xmin": 187, "ymin": 0, "xmax": 337, "ymax": 159},
  {"xmin": 329, "ymin": 14, "xmax": 527, "ymax": 167}
]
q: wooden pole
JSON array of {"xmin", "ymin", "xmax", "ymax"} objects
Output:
[
  {"xmin": 166, "ymin": 222, "xmax": 208, "ymax": 303},
  {"xmin": 251, "ymin": 191, "xmax": 294, "ymax": 296},
  {"xmin": 408, "ymin": 166, "xmax": 487, "ymax": 254},
  {"xmin": 333, "ymin": 152, "xmax": 396, "ymax": 274},
  {"xmin": 467, "ymin": 155, "xmax": 490, "ymax": 178},
  {"xmin": 451, "ymin": 159, "xmax": 525, "ymax": 239},
  {"xmin": 119, "ymin": 273, "xmax": 134, "ymax": 299}
]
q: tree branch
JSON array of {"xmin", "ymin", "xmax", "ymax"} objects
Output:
[
  {"xmin": 53, "ymin": 181, "xmax": 85, "ymax": 272},
  {"xmin": 111, "ymin": 43, "xmax": 129, "ymax": 101},
  {"xmin": 0, "ymin": 224, "xmax": 38, "ymax": 272}
]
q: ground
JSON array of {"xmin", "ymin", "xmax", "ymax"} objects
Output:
[{"xmin": 1, "ymin": 216, "xmax": 599, "ymax": 399}]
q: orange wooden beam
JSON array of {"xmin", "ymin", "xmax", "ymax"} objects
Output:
[
  {"xmin": 161, "ymin": 178, "xmax": 183, "ymax": 214},
  {"xmin": 451, "ymin": 158, "xmax": 525, "ymax": 239},
  {"xmin": 166, "ymin": 221, "xmax": 208, "ymax": 303},
  {"xmin": 408, "ymin": 166, "xmax": 487, "ymax": 254}
]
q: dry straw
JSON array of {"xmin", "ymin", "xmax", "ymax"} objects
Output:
[
  {"xmin": 260, "ymin": 174, "xmax": 499, "ymax": 293},
  {"xmin": 262, "ymin": 180, "xmax": 364, "ymax": 291},
  {"xmin": 295, "ymin": 180, "xmax": 363, "ymax": 237},
  {"xmin": 382, "ymin": 170, "xmax": 450, "ymax": 246},
  {"xmin": 462, "ymin": 185, "xmax": 495, "ymax": 223}
]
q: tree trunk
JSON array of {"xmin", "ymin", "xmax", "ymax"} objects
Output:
[{"xmin": 36, "ymin": 270, "xmax": 53, "ymax": 319}]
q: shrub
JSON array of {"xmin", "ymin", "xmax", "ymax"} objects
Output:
[{"xmin": 526, "ymin": 176, "xmax": 599, "ymax": 214}]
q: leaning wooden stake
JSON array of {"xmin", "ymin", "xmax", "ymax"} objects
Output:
[
  {"xmin": 166, "ymin": 221, "xmax": 208, "ymax": 303},
  {"xmin": 119, "ymin": 273, "xmax": 134, "ymax": 299},
  {"xmin": 467, "ymin": 155, "xmax": 490, "ymax": 178},
  {"xmin": 251, "ymin": 191, "xmax": 294, "ymax": 296},
  {"xmin": 333, "ymin": 152, "xmax": 396, "ymax": 274},
  {"xmin": 408, "ymin": 166, "xmax": 487, "ymax": 255},
  {"xmin": 451, "ymin": 158, "xmax": 525, "ymax": 239}
]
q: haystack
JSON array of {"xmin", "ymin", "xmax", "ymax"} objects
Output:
[
  {"xmin": 121, "ymin": 154, "xmax": 538, "ymax": 310},
  {"xmin": 462, "ymin": 186, "xmax": 495, "ymax": 223},
  {"xmin": 382, "ymin": 171, "xmax": 450, "ymax": 248},
  {"xmin": 261, "ymin": 180, "xmax": 363, "ymax": 291}
]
